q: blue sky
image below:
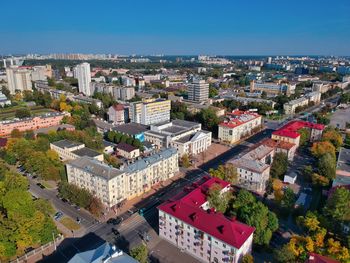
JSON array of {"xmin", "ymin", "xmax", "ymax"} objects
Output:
[{"xmin": 2, "ymin": 0, "xmax": 350, "ymax": 55}]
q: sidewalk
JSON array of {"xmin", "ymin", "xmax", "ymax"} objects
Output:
[{"xmin": 104, "ymin": 171, "xmax": 186, "ymax": 220}]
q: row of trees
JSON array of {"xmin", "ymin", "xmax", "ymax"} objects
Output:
[
  {"xmin": 58, "ymin": 182, "xmax": 104, "ymax": 216},
  {"xmin": 308, "ymin": 127, "xmax": 343, "ymax": 185},
  {"xmin": 106, "ymin": 131, "xmax": 144, "ymax": 150},
  {"xmin": 0, "ymin": 161, "xmax": 58, "ymax": 261},
  {"xmin": 2, "ymin": 137, "xmax": 65, "ymax": 181},
  {"xmin": 213, "ymin": 99, "xmax": 273, "ymax": 116}
]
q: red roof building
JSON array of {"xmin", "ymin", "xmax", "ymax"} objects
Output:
[
  {"xmin": 272, "ymin": 120, "xmax": 325, "ymax": 146},
  {"xmin": 158, "ymin": 177, "xmax": 255, "ymax": 263},
  {"xmin": 306, "ymin": 253, "xmax": 339, "ymax": 263},
  {"xmin": 218, "ymin": 110, "xmax": 262, "ymax": 144}
]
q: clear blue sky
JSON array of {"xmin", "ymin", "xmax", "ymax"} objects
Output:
[{"xmin": 2, "ymin": 0, "xmax": 350, "ymax": 55}]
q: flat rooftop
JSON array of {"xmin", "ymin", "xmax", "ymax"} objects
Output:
[
  {"xmin": 72, "ymin": 147, "xmax": 102, "ymax": 158},
  {"xmin": 113, "ymin": 123, "xmax": 149, "ymax": 135},
  {"xmin": 337, "ymin": 147, "xmax": 350, "ymax": 173},
  {"xmin": 51, "ymin": 139, "xmax": 83, "ymax": 149}
]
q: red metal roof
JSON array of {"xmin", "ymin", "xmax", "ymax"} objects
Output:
[
  {"xmin": 306, "ymin": 253, "xmax": 339, "ymax": 263},
  {"xmin": 158, "ymin": 177, "xmax": 255, "ymax": 249},
  {"xmin": 272, "ymin": 120, "xmax": 325, "ymax": 139},
  {"xmin": 219, "ymin": 110, "xmax": 261, "ymax": 129}
]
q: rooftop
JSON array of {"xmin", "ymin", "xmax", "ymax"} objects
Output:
[
  {"xmin": 72, "ymin": 147, "xmax": 102, "ymax": 158},
  {"xmin": 260, "ymin": 138, "xmax": 296, "ymax": 150},
  {"xmin": 272, "ymin": 120, "xmax": 325, "ymax": 139},
  {"xmin": 241, "ymin": 144, "xmax": 274, "ymax": 161},
  {"xmin": 158, "ymin": 177, "xmax": 255, "ymax": 249},
  {"xmin": 219, "ymin": 110, "xmax": 260, "ymax": 129},
  {"xmin": 116, "ymin": 142, "xmax": 138, "ymax": 153},
  {"xmin": 336, "ymin": 147, "xmax": 350, "ymax": 173},
  {"xmin": 113, "ymin": 123, "xmax": 149, "ymax": 136},
  {"xmin": 306, "ymin": 253, "xmax": 339, "ymax": 263},
  {"xmin": 51, "ymin": 139, "xmax": 84, "ymax": 149},
  {"xmin": 68, "ymin": 242, "xmax": 139, "ymax": 263},
  {"xmin": 229, "ymin": 158, "xmax": 270, "ymax": 174},
  {"xmin": 33, "ymin": 124, "xmax": 75, "ymax": 135},
  {"xmin": 67, "ymin": 156, "xmax": 124, "ymax": 180}
]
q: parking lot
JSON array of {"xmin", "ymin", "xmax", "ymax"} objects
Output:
[{"xmin": 330, "ymin": 106, "xmax": 350, "ymax": 129}]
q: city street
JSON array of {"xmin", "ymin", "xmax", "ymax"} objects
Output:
[{"xmin": 38, "ymin": 129, "xmax": 272, "ymax": 262}]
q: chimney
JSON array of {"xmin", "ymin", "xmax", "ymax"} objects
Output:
[
  {"xmin": 189, "ymin": 212, "xmax": 197, "ymax": 221},
  {"xmin": 217, "ymin": 225, "xmax": 224, "ymax": 234}
]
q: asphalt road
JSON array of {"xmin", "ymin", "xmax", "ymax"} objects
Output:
[{"xmin": 37, "ymin": 129, "xmax": 272, "ymax": 262}]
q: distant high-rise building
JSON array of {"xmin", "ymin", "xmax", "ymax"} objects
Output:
[
  {"xmin": 6, "ymin": 66, "xmax": 32, "ymax": 94},
  {"xmin": 75, "ymin": 62, "xmax": 92, "ymax": 96},
  {"xmin": 267, "ymin": 57, "xmax": 272, "ymax": 64},
  {"xmin": 188, "ymin": 78, "xmax": 209, "ymax": 102}
]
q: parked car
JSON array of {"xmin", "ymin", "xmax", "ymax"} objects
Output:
[
  {"xmin": 112, "ymin": 228, "xmax": 121, "ymax": 238},
  {"xmin": 54, "ymin": 211, "xmax": 63, "ymax": 221},
  {"xmin": 36, "ymin": 183, "xmax": 45, "ymax": 189}
]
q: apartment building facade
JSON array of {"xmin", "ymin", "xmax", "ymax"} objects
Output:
[
  {"xmin": 66, "ymin": 148, "xmax": 179, "ymax": 207},
  {"xmin": 144, "ymin": 119, "xmax": 212, "ymax": 157},
  {"xmin": 158, "ymin": 177, "xmax": 254, "ymax": 263},
  {"xmin": 250, "ymin": 81, "xmax": 295, "ymax": 96},
  {"xmin": 0, "ymin": 112, "xmax": 68, "ymax": 136},
  {"xmin": 188, "ymin": 78, "xmax": 209, "ymax": 102},
  {"xmin": 108, "ymin": 104, "xmax": 127, "ymax": 125},
  {"xmin": 6, "ymin": 66, "xmax": 32, "ymax": 94},
  {"xmin": 283, "ymin": 91, "xmax": 321, "ymax": 114},
  {"xmin": 75, "ymin": 62, "xmax": 92, "ymax": 96},
  {"xmin": 129, "ymin": 98, "xmax": 171, "ymax": 125},
  {"xmin": 229, "ymin": 144, "xmax": 274, "ymax": 193},
  {"xmin": 218, "ymin": 110, "xmax": 262, "ymax": 144}
]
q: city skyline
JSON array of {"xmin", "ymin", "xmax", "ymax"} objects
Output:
[{"xmin": 2, "ymin": 0, "xmax": 350, "ymax": 56}]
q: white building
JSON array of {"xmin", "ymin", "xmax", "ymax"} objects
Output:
[
  {"xmin": 129, "ymin": 98, "xmax": 171, "ymax": 125},
  {"xmin": 0, "ymin": 92, "xmax": 11, "ymax": 107},
  {"xmin": 229, "ymin": 144, "xmax": 274, "ymax": 193},
  {"xmin": 218, "ymin": 110, "xmax": 262, "ymax": 144},
  {"xmin": 66, "ymin": 148, "xmax": 179, "ymax": 207},
  {"xmin": 50, "ymin": 139, "xmax": 104, "ymax": 162},
  {"xmin": 6, "ymin": 66, "xmax": 32, "ymax": 94},
  {"xmin": 188, "ymin": 78, "xmax": 209, "ymax": 102},
  {"xmin": 144, "ymin": 119, "xmax": 212, "ymax": 157},
  {"xmin": 75, "ymin": 63, "xmax": 92, "ymax": 96},
  {"xmin": 283, "ymin": 91, "xmax": 321, "ymax": 115},
  {"xmin": 31, "ymin": 65, "xmax": 52, "ymax": 81},
  {"xmin": 158, "ymin": 177, "xmax": 254, "ymax": 263}
]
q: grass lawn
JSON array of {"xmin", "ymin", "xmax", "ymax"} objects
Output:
[
  {"xmin": 60, "ymin": 217, "xmax": 81, "ymax": 231},
  {"xmin": 0, "ymin": 105, "xmax": 54, "ymax": 120}
]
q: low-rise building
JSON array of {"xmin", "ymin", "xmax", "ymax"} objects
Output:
[
  {"xmin": 250, "ymin": 81, "xmax": 295, "ymax": 96},
  {"xmin": 68, "ymin": 242, "xmax": 139, "ymax": 263},
  {"xmin": 0, "ymin": 92, "xmax": 11, "ymax": 107},
  {"xmin": 333, "ymin": 147, "xmax": 350, "ymax": 187},
  {"xmin": 66, "ymin": 148, "xmax": 178, "ymax": 207},
  {"xmin": 0, "ymin": 112, "xmax": 68, "ymax": 137},
  {"xmin": 50, "ymin": 139, "xmax": 104, "ymax": 162},
  {"xmin": 260, "ymin": 138, "xmax": 297, "ymax": 161},
  {"xmin": 272, "ymin": 121, "xmax": 324, "ymax": 147},
  {"xmin": 108, "ymin": 104, "xmax": 128, "ymax": 125},
  {"xmin": 284, "ymin": 91, "xmax": 321, "ymax": 114},
  {"xmin": 229, "ymin": 144, "xmax": 274, "ymax": 193},
  {"xmin": 112, "ymin": 123, "xmax": 149, "ymax": 142},
  {"xmin": 34, "ymin": 80, "xmax": 75, "ymax": 100},
  {"xmin": 115, "ymin": 142, "xmax": 140, "ymax": 159},
  {"xmin": 144, "ymin": 119, "xmax": 212, "ymax": 157},
  {"xmin": 158, "ymin": 177, "xmax": 254, "ymax": 263},
  {"xmin": 218, "ymin": 110, "xmax": 262, "ymax": 144}
]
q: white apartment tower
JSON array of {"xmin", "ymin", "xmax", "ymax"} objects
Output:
[
  {"xmin": 6, "ymin": 66, "xmax": 32, "ymax": 94},
  {"xmin": 75, "ymin": 62, "xmax": 92, "ymax": 96},
  {"xmin": 188, "ymin": 78, "xmax": 209, "ymax": 102}
]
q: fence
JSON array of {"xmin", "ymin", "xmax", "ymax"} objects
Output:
[{"xmin": 10, "ymin": 235, "xmax": 64, "ymax": 263}]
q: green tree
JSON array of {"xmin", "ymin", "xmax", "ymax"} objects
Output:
[
  {"xmin": 209, "ymin": 164, "xmax": 237, "ymax": 184},
  {"xmin": 274, "ymin": 245, "xmax": 296, "ymax": 262},
  {"xmin": 270, "ymin": 152, "xmax": 289, "ymax": 179},
  {"xmin": 130, "ymin": 244, "xmax": 148, "ymax": 263},
  {"xmin": 15, "ymin": 108, "xmax": 31, "ymax": 119},
  {"xmin": 261, "ymin": 91, "xmax": 267, "ymax": 99},
  {"xmin": 195, "ymin": 108, "xmax": 219, "ymax": 133},
  {"xmin": 317, "ymin": 153, "xmax": 336, "ymax": 180},
  {"xmin": 323, "ymin": 187, "xmax": 350, "ymax": 223},
  {"xmin": 298, "ymin": 128, "xmax": 310, "ymax": 146},
  {"xmin": 322, "ymin": 128, "xmax": 343, "ymax": 149},
  {"xmin": 207, "ymin": 184, "xmax": 232, "ymax": 213},
  {"xmin": 209, "ymin": 86, "xmax": 219, "ymax": 98},
  {"xmin": 280, "ymin": 187, "xmax": 296, "ymax": 210},
  {"xmin": 180, "ymin": 154, "xmax": 191, "ymax": 168}
]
